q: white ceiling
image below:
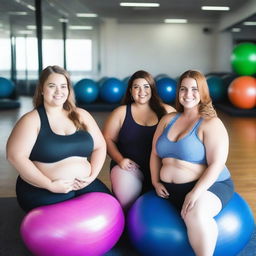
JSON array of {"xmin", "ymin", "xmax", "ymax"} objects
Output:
[{"xmin": 0, "ymin": 0, "xmax": 255, "ymax": 38}]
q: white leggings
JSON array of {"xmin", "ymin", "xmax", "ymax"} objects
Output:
[{"xmin": 110, "ymin": 165, "xmax": 144, "ymax": 211}]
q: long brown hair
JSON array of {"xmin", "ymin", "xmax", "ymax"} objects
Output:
[
  {"xmin": 175, "ymin": 70, "xmax": 217, "ymax": 119},
  {"xmin": 33, "ymin": 65, "xmax": 86, "ymax": 130},
  {"xmin": 122, "ymin": 70, "xmax": 167, "ymax": 120}
]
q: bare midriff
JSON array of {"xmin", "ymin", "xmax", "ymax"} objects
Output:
[
  {"xmin": 160, "ymin": 158, "xmax": 206, "ymax": 184},
  {"xmin": 34, "ymin": 156, "xmax": 91, "ymax": 181}
]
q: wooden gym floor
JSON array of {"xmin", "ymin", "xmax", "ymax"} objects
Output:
[{"xmin": 0, "ymin": 96, "xmax": 255, "ymax": 217}]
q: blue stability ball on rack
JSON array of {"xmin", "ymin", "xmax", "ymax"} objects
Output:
[
  {"xmin": 156, "ymin": 77, "xmax": 177, "ymax": 103},
  {"xmin": 0, "ymin": 77, "xmax": 15, "ymax": 98},
  {"xmin": 74, "ymin": 79, "xmax": 99, "ymax": 104},
  {"xmin": 97, "ymin": 77, "xmax": 109, "ymax": 87},
  {"xmin": 207, "ymin": 76, "xmax": 226, "ymax": 102},
  {"xmin": 155, "ymin": 74, "xmax": 170, "ymax": 81},
  {"xmin": 100, "ymin": 78, "xmax": 125, "ymax": 103}
]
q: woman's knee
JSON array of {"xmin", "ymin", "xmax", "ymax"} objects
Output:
[
  {"xmin": 110, "ymin": 165, "xmax": 143, "ymax": 209},
  {"xmin": 112, "ymin": 165, "xmax": 143, "ymax": 189},
  {"xmin": 111, "ymin": 165, "xmax": 144, "ymax": 181},
  {"xmin": 183, "ymin": 192, "xmax": 222, "ymax": 223}
]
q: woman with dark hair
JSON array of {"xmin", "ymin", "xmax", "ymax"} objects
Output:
[
  {"xmin": 150, "ymin": 70, "xmax": 234, "ymax": 256},
  {"xmin": 6, "ymin": 65, "xmax": 110, "ymax": 212},
  {"xmin": 103, "ymin": 70, "xmax": 175, "ymax": 211}
]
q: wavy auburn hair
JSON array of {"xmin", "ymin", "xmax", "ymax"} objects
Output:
[
  {"xmin": 175, "ymin": 70, "xmax": 217, "ymax": 119},
  {"xmin": 122, "ymin": 70, "xmax": 167, "ymax": 120},
  {"xmin": 33, "ymin": 65, "xmax": 86, "ymax": 130}
]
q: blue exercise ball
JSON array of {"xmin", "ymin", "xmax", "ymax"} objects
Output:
[
  {"xmin": 127, "ymin": 191, "xmax": 254, "ymax": 256},
  {"xmin": 155, "ymin": 74, "xmax": 170, "ymax": 81},
  {"xmin": 207, "ymin": 76, "xmax": 225, "ymax": 102},
  {"xmin": 100, "ymin": 78, "xmax": 125, "ymax": 103},
  {"xmin": 0, "ymin": 77, "xmax": 15, "ymax": 98},
  {"xmin": 97, "ymin": 77, "xmax": 109, "ymax": 87},
  {"xmin": 214, "ymin": 193, "xmax": 254, "ymax": 255},
  {"xmin": 156, "ymin": 77, "xmax": 177, "ymax": 103},
  {"xmin": 74, "ymin": 79, "xmax": 99, "ymax": 104}
]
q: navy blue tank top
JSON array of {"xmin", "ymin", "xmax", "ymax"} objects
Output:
[
  {"xmin": 113, "ymin": 104, "xmax": 157, "ymax": 173},
  {"xmin": 29, "ymin": 105, "xmax": 94, "ymax": 163}
]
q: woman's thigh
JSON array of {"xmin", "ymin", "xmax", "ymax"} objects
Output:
[
  {"xmin": 208, "ymin": 178, "xmax": 234, "ymax": 209},
  {"xmin": 110, "ymin": 165, "xmax": 143, "ymax": 208},
  {"xmin": 16, "ymin": 176, "xmax": 74, "ymax": 212}
]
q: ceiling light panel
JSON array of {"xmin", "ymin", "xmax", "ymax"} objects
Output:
[
  {"xmin": 231, "ymin": 28, "xmax": 241, "ymax": 32},
  {"xmin": 243, "ymin": 21, "xmax": 256, "ymax": 26},
  {"xmin": 76, "ymin": 13, "xmax": 98, "ymax": 17},
  {"xmin": 120, "ymin": 2, "xmax": 160, "ymax": 7},
  {"xmin": 164, "ymin": 19, "xmax": 187, "ymax": 24},
  {"xmin": 201, "ymin": 6, "xmax": 230, "ymax": 11},
  {"xmin": 69, "ymin": 26, "xmax": 93, "ymax": 30}
]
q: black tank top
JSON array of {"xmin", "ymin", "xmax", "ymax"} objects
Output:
[
  {"xmin": 29, "ymin": 105, "xmax": 94, "ymax": 163},
  {"xmin": 113, "ymin": 104, "xmax": 158, "ymax": 173}
]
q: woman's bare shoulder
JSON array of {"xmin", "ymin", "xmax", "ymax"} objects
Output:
[
  {"xmin": 201, "ymin": 117, "xmax": 227, "ymax": 133},
  {"xmin": 106, "ymin": 105, "xmax": 126, "ymax": 121},
  {"xmin": 10, "ymin": 109, "xmax": 39, "ymax": 133},
  {"xmin": 162, "ymin": 103, "xmax": 176, "ymax": 113},
  {"xmin": 159, "ymin": 111, "xmax": 177, "ymax": 125},
  {"xmin": 202, "ymin": 117, "xmax": 223, "ymax": 126},
  {"xmin": 18, "ymin": 109, "xmax": 39, "ymax": 123},
  {"xmin": 112, "ymin": 105, "xmax": 126, "ymax": 114}
]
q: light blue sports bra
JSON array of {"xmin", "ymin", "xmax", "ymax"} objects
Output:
[
  {"xmin": 156, "ymin": 113, "xmax": 231, "ymax": 181},
  {"xmin": 156, "ymin": 113, "xmax": 206, "ymax": 164}
]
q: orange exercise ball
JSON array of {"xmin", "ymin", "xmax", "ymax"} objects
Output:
[{"xmin": 228, "ymin": 76, "xmax": 256, "ymax": 109}]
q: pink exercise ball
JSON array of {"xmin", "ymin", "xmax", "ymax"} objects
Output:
[{"xmin": 20, "ymin": 192, "xmax": 125, "ymax": 256}]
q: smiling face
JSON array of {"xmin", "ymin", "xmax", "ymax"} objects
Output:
[
  {"xmin": 42, "ymin": 73, "xmax": 69, "ymax": 107},
  {"xmin": 130, "ymin": 78, "xmax": 152, "ymax": 104},
  {"xmin": 179, "ymin": 77, "xmax": 200, "ymax": 109}
]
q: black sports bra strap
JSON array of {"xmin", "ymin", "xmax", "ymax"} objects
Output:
[
  {"xmin": 37, "ymin": 105, "xmax": 50, "ymax": 130},
  {"xmin": 125, "ymin": 104, "xmax": 132, "ymax": 121}
]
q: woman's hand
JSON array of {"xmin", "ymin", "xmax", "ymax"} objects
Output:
[
  {"xmin": 49, "ymin": 179, "xmax": 74, "ymax": 193},
  {"xmin": 72, "ymin": 176, "xmax": 94, "ymax": 191},
  {"xmin": 181, "ymin": 191, "xmax": 200, "ymax": 218},
  {"xmin": 119, "ymin": 158, "xmax": 139, "ymax": 171},
  {"xmin": 154, "ymin": 182, "xmax": 169, "ymax": 199}
]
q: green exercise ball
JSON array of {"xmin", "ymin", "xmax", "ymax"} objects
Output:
[{"xmin": 231, "ymin": 43, "xmax": 256, "ymax": 76}]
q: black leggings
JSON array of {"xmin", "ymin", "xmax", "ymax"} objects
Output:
[
  {"xmin": 16, "ymin": 176, "xmax": 111, "ymax": 212},
  {"xmin": 161, "ymin": 178, "xmax": 234, "ymax": 211}
]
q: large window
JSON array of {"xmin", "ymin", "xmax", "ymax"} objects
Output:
[
  {"xmin": 43, "ymin": 39, "xmax": 63, "ymax": 68},
  {"xmin": 0, "ymin": 37, "xmax": 93, "ymax": 81},
  {"xmin": 16, "ymin": 37, "xmax": 38, "ymax": 70},
  {"xmin": 66, "ymin": 39, "xmax": 92, "ymax": 71},
  {"xmin": 0, "ymin": 39, "xmax": 11, "ymax": 78}
]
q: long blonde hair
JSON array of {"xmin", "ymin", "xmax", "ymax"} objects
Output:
[
  {"xmin": 175, "ymin": 70, "xmax": 217, "ymax": 119},
  {"xmin": 33, "ymin": 65, "xmax": 86, "ymax": 130}
]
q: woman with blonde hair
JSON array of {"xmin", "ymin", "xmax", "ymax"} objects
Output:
[
  {"xmin": 150, "ymin": 70, "xmax": 234, "ymax": 256},
  {"xmin": 6, "ymin": 65, "xmax": 110, "ymax": 212}
]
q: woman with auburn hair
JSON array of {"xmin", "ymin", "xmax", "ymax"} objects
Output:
[
  {"xmin": 103, "ymin": 70, "xmax": 175, "ymax": 211},
  {"xmin": 150, "ymin": 70, "xmax": 234, "ymax": 256},
  {"xmin": 6, "ymin": 65, "xmax": 110, "ymax": 212}
]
